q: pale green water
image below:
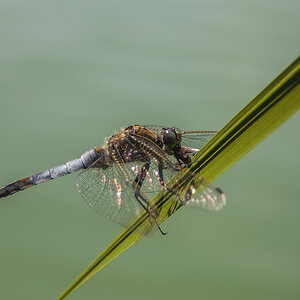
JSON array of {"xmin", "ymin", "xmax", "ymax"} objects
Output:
[{"xmin": 0, "ymin": 1, "xmax": 299, "ymax": 299}]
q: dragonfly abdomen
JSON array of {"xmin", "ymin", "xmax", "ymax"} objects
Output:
[{"xmin": 0, "ymin": 148, "xmax": 101, "ymax": 198}]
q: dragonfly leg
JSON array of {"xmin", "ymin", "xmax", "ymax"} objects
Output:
[
  {"xmin": 134, "ymin": 193, "xmax": 167, "ymax": 236},
  {"xmin": 132, "ymin": 162, "xmax": 167, "ymax": 235},
  {"xmin": 157, "ymin": 161, "xmax": 185, "ymax": 208}
]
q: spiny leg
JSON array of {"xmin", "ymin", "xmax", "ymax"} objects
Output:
[
  {"xmin": 133, "ymin": 162, "xmax": 150, "ymax": 190},
  {"xmin": 132, "ymin": 162, "xmax": 166, "ymax": 235},
  {"xmin": 134, "ymin": 191, "xmax": 166, "ymax": 236},
  {"xmin": 157, "ymin": 161, "xmax": 185, "ymax": 210},
  {"xmin": 157, "ymin": 161, "xmax": 180, "ymax": 217}
]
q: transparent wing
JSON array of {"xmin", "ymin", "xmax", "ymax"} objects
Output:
[
  {"xmin": 128, "ymin": 158, "xmax": 226, "ymax": 212},
  {"xmin": 127, "ymin": 157, "xmax": 226, "ymax": 212},
  {"xmin": 75, "ymin": 160, "xmax": 176, "ymax": 229},
  {"xmin": 184, "ymin": 180, "xmax": 226, "ymax": 211},
  {"xmin": 76, "ymin": 161, "xmax": 225, "ymax": 227},
  {"xmin": 76, "ymin": 128, "xmax": 224, "ymax": 232},
  {"xmin": 143, "ymin": 125, "xmax": 217, "ymax": 151},
  {"xmin": 76, "ymin": 165, "xmax": 143, "ymax": 227},
  {"xmin": 181, "ymin": 131, "xmax": 217, "ymax": 150}
]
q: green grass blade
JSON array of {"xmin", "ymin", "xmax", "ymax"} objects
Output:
[{"xmin": 58, "ymin": 56, "xmax": 300, "ymax": 300}]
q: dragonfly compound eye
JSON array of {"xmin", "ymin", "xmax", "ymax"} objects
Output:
[{"xmin": 163, "ymin": 129, "xmax": 177, "ymax": 150}]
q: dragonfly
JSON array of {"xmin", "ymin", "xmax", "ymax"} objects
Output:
[{"xmin": 0, "ymin": 125, "xmax": 226, "ymax": 235}]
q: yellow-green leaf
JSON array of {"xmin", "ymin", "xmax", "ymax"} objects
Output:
[{"xmin": 58, "ymin": 56, "xmax": 300, "ymax": 300}]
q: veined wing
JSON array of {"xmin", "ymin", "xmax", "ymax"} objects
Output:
[
  {"xmin": 143, "ymin": 125, "xmax": 217, "ymax": 151},
  {"xmin": 76, "ymin": 164, "xmax": 142, "ymax": 227},
  {"xmin": 183, "ymin": 179, "xmax": 226, "ymax": 211},
  {"xmin": 75, "ymin": 159, "xmax": 175, "ymax": 230},
  {"xmin": 127, "ymin": 155, "xmax": 225, "ymax": 213},
  {"xmin": 76, "ymin": 138, "xmax": 225, "ymax": 233},
  {"xmin": 180, "ymin": 130, "xmax": 217, "ymax": 150}
]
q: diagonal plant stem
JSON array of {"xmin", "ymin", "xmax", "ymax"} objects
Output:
[{"xmin": 58, "ymin": 56, "xmax": 300, "ymax": 300}]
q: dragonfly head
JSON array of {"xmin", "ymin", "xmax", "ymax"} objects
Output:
[{"xmin": 157, "ymin": 127, "xmax": 182, "ymax": 154}]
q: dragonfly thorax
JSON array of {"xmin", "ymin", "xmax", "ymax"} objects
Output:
[{"xmin": 105, "ymin": 125, "xmax": 159, "ymax": 165}]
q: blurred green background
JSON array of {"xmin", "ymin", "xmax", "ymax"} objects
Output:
[{"xmin": 0, "ymin": 0, "xmax": 299, "ymax": 299}]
